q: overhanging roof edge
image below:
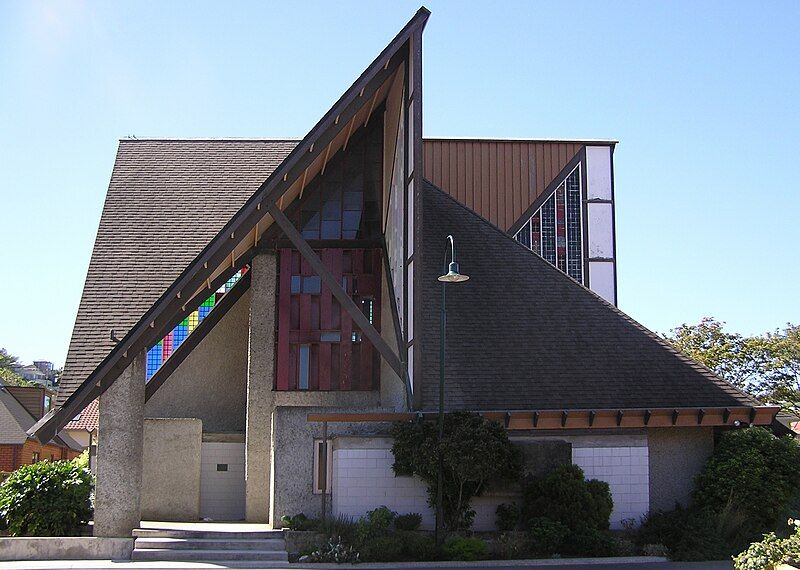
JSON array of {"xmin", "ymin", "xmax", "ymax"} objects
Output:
[{"xmin": 31, "ymin": 6, "xmax": 431, "ymax": 442}]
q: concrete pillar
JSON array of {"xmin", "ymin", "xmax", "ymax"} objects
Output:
[
  {"xmin": 245, "ymin": 252, "xmax": 277, "ymax": 522},
  {"xmin": 94, "ymin": 351, "xmax": 145, "ymax": 537}
]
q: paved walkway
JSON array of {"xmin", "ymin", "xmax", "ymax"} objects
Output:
[{"xmin": 0, "ymin": 558, "xmax": 733, "ymax": 569}]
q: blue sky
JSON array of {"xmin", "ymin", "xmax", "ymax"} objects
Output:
[{"xmin": 1, "ymin": 0, "xmax": 798, "ymax": 367}]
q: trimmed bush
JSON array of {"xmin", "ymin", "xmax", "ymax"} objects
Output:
[
  {"xmin": 521, "ymin": 464, "xmax": 613, "ymax": 532},
  {"xmin": 0, "ymin": 460, "xmax": 93, "ymax": 536},
  {"xmin": 394, "ymin": 513, "xmax": 422, "ymax": 531},
  {"xmin": 495, "ymin": 503, "xmax": 520, "ymax": 532},
  {"xmin": 560, "ymin": 527, "xmax": 619, "ymax": 557},
  {"xmin": 443, "ymin": 536, "xmax": 488, "ymax": 561}
]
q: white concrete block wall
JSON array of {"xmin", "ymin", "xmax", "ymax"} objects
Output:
[
  {"xmin": 332, "ymin": 448, "xmax": 434, "ymax": 528},
  {"xmin": 200, "ymin": 442, "xmax": 246, "ymax": 521},
  {"xmin": 333, "ymin": 438, "xmax": 650, "ymax": 532},
  {"xmin": 572, "ymin": 445, "xmax": 649, "ymax": 529}
]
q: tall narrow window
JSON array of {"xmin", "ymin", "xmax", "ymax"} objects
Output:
[
  {"xmin": 313, "ymin": 440, "xmax": 333, "ymax": 494},
  {"xmin": 298, "ymin": 345, "xmax": 310, "ymax": 390},
  {"xmin": 513, "ymin": 164, "xmax": 584, "ymax": 284}
]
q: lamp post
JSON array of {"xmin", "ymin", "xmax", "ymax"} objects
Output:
[{"xmin": 435, "ymin": 235, "xmax": 469, "ymax": 546}]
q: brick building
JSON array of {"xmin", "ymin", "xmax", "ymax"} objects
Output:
[
  {"xmin": 31, "ymin": 7, "xmax": 776, "ymax": 542},
  {"xmin": 0, "ymin": 384, "xmax": 82, "ymax": 472}
]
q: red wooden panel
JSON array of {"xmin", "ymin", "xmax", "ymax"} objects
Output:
[
  {"xmin": 319, "ymin": 343, "xmax": 331, "ymax": 391},
  {"xmin": 277, "ymin": 249, "xmax": 292, "ymax": 390},
  {"xmin": 340, "ymin": 309, "xmax": 352, "ymax": 390},
  {"xmin": 310, "ymin": 343, "xmax": 319, "ymax": 391}
]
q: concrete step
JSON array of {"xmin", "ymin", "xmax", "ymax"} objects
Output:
[
  {"xmin": 133, "ymin": 528, "xmax": 283, "ymax": 540},
  {"xmin": 131, "ymin": 548, "xmax": 289, "ymax": 562},
  {"xmin": 134, "ymin": 537, "xmax": 285, "ymax": 551}
]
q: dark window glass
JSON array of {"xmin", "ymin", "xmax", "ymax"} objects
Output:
[
  {"xmin": 303, "ymin": 276, "xmax": 321, "ymax": 294},
  {"xmin": 216, "ymin": 464, "xmax": 228, "ymax": 472},
  {"xmin": 299, "ymin": 345, "xmax": 310, "ymax": 390},
  {"xmin": 320, "ymin": 332, "xmax": 341, "ymax": 342},
  {"xmin": 291, "ymin": 276, "xmax": 301, "ymax": 294},
  {"xmin": 321, "ymin": 220, "xmax": 340, "ymax": 239}
]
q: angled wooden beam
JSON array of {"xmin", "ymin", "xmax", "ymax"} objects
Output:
[
  {"xmin": 382, "ymin": 237, "xmax": 412, "ymax": 408},
  {"xmin": 266, "ymin": 200, "xmax": 405, "ymax": 382},
  {"xmin": 145, "ymin": 272, "xmax": 251, "ymax": 402}
]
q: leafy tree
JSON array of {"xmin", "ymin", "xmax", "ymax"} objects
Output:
[
  {"xmin": 665, "ymin": 319, "xmax": 800, "ymax": 416},
  {"xmin": 0, "ymin": 348, "xmax": 34, "ymax": 387},
  {"xmin": 391, "ymin": 412, "xmax": 522, "ymax": 531}
]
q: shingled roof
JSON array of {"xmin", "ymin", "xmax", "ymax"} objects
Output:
[
  {"xmin": 59, "ymin": 140, "xmax": 296, "ymax": 403},
  {"xmin": 418, "ymin": 180, "xmax": 760, "ymax": 412}
]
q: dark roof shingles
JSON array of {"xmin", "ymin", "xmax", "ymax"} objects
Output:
[
  {"xmin": 59, "ymin": 140, "xmax": 296, "ymax": 403},
  {"xmin": 418, "ymin": 180, "xmax": 758, "ymax": 412}
]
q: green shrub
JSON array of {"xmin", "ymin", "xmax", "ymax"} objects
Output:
[
  {"xmin": 495, "ymin": 503, "xmax": 520, "ymax": 532},
  {"xmin": 527, "ymin": 517, "xmax": 568, "ymax": 556},
  {"xmin": 360, "ymin": 531, "xmax": 437, "ymax": 562},
  {"xmin": 0, "ymin": 460, "xmax": 93, "ymax": 536},
  {"xmin": 521, "ymin": 464, "xmax": 613, "ymax": 532},
  {"xmin": 394, "ymin": 513, "xmax": 422, "ymax": 531},
  {"xmin": 734, "ymin": 520, "xmax": 800, "ymax": 570},
  {"xmin": 490, "ymin": 531, "xmax": 528, "ymax": 560},
  {"xmin": 638, "ymin": 507, "xmax": 732, "ymax": 561},
  {"xmin": 392, "ymin": 412, "xmax": 522, "ymax": 531},
  {"xmin": 443, "ymin": 536, "xmax": 488, "ymax": 561},
  {"xmin": 560, "ymin": 527, "xmax": 619, "ymax": 557},
  {"xmin": 355, "ymin": 506, "xmax": 395, "ymax": 544},
  {"xmin": 636, "ymin": 506, "xmax": 691, "ymax": 553},
  {"xmin": 315, "ymin": 514, "xmax": 358, "ymax": 544},
  {"xmin": 693, "ymin": 427, "xmax": 800, "ymax": 537}
]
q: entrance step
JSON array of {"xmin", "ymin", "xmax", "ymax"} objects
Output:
[
  {"xmin": 131, "ymin": 547, "xmax": 289, "ymax": 562},
  {"xmin": 132, "ymin": 526, "xmax": 289, "ymax": 564},
  {"xmin": 134, "ymin": 537, "xmax": 286, "ymax": 550}
]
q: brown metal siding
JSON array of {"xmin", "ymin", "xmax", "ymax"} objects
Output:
[{"xmin": 423, "ymin": 140, "xmax": 583, "ymax": 231}]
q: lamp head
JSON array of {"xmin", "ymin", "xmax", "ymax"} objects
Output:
[{"xmin": 438, "ymin": 261, "xmax": 469, "ymax": 283}]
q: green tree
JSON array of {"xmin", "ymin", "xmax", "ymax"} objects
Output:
[
  {"xmin": 391, "ymin": 412, "xmax": 522, "ymax": 531},
  {"xmin": 0, "ymin": 348, "xmax": 34, "ymax": 387},
  {"xmin": 665, "ymin": 319, "xmax": 800, "ymax": 417}
]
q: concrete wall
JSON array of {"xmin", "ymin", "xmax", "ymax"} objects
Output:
[
  {"xmin": 141, "ymin": 418, "xmax": 202, "ymax": 521},
  {"xmin": 145, "ymin": 290, "xmax": 250, "ymax": 433},
  {"xmin": 0, "ymin": 537, "xmax": 133, "ymax": 561},
  {"xmin": 648, "ymin": 427, "xmax": 714, "ymax": 512}
]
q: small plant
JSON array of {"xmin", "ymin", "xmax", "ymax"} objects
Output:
[
  {"xmin": 394, "ymin": 512, "xmax": 422, "ymax": 531},
  {"xmin": 527, "ymin": 517, "xmax": 568, "ymax": 556},
  {"xmin": 495, "ymin": 503, "xmax": 520, "ymax": 532},
  {"xmin": 315, "ymin": 514, "xmax": 358, "ymax": 544},
  {"xmin": 307, "ymin": 536, "xmax": 360, "ymax": 563},
  {"xmin": 491, "ymin": 531, "xmax": 528, "ymax": 560},
  {"xmin": 0, "ymin": 460, "xmax": 93, "ymax": 536},
  {"xmin": 355, "ymin": 506, "xmax": 395, "ymax": 544},
  {"xmin": 443, "ymin": 536, "xmax": 488, "ymax": 561},
  {"xmin": 280, "ymin": 513, "xmax": 317, "ymax": 531}
]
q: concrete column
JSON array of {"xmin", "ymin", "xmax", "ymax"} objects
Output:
[
  {"xmin": 94, "ymin": 351, "xmax": 145, "ymax": 537},
  {"xmin": 245, "ymin": 252, "xmax": 277, "ymax": 522}
]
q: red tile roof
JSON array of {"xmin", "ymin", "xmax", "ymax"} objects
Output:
[{"xmin": 63, "ymin": 398, "xmax": 99, "ymax": 432}]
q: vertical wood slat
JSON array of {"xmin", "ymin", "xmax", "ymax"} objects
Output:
[
  {"xmin": 277, "ymin": 249, "xmax": 292, "ymax": 390},
  {"xmin": 318, "ymin": 249, "xmax": 333, "ymax": 391},
  {"xmin": 422, "ymin": 140, "xmax": 588, "ymax": 230}
]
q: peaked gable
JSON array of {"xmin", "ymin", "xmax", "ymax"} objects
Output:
[{"xmin": 418, "ymin": 180, "xmax": 758, "ymax": 412}]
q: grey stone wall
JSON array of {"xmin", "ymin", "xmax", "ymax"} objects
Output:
[
  {"xmin": 141, "ymin": 418, "xmax": 202, "ymax": 521},
  {"xmin": 145, "ymin": 290, "xmax": 250, "ymax": 433},
  {"xmin": 271, "ymin": 406, "xmax": 396, "ymax": 523},
  {"xmin": 648, "ymin": 427, "xmax": 714, "ymax": 511}
]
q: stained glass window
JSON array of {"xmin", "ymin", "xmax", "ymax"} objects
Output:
[
  {"xmin": 514, "ymin": 164, "xmax": 584, "ymax": 283},
  {"xmin": 145, "ymin": 267, "xmax": 248, "ymax": 380}
]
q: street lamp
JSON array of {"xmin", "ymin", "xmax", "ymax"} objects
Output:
[{"xmin": 435, "ymin": 235, "xmax": 469, "ymax": 546}]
